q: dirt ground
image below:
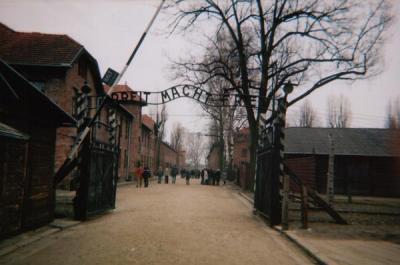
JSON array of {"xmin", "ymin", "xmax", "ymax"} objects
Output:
[
  {"xmin": 0, "ymin": 178, "xmax": 314, "ymax": 265},
  {"xmin": 288, "ymin": 195, "xmax": 400, "ymax": 244},
  {"xmin": 241, "ymin": 188, "xmax": 400, "ymax": 264}
]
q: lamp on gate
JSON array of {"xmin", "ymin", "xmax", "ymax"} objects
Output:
[
  {"xmin": 283, "ymin": 80, "xmax": 293, "ymax": 95},
  {"xmin": 81, "ymin": 81, "xmax": 91, "ymax": 94}
]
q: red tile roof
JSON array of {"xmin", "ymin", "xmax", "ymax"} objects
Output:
[
  {"xmin": 104, "ymin": 84, "xmax": 137, "ymax": 94},
  {"xmin": 142, "ymin": 114, "xmax": 155, "ymax": 131},
  {"xmin": 0, "ymin": 23, "xmax": 83, "ymax": 66}
]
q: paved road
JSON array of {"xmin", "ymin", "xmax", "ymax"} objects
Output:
[{"xmin": 1, "ymin": 178, "xmax": 313, "ymax": 265}]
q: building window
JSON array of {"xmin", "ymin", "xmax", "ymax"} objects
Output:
[{"xmin": 78, "ymin": 58, "xmax": 88, "ymax": 79}]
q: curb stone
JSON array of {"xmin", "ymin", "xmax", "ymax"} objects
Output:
[
  {"xmin": 238, "ymin": 191, "xmax": 327, "ymax": 265},
  {"xmin": 273, "ymin": 227, "xmax": 328, "ymax": 265},
  {"xmin": 239, "ymin": 191, "xmax": 254, "ymax": 204},
  {"xmin": 0, "ymin": 219, "xmax": 80, "ymax": 258}
]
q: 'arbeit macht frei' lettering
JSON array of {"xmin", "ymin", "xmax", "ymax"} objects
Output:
[{"xmin": 111, "ymin": 85, "xmax": 258, "ymax": 107}]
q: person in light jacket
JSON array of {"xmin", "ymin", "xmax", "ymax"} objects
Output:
[
  {"xmin": 204, "ymin": 169, "xmax": 209, "ymax": 185},
  {"xmin": 164, "ymin": 166, "xmax": 170, "ymax": 184}
]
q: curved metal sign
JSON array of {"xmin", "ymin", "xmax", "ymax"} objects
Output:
[{"xmin": 111, "ymin": 85, "xmax": 258, "ymax": 107}]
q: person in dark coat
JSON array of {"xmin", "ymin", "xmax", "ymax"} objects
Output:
[
  {"xmin": 171, "ymin": 165, "xmax": 178, "ymax": 184},
  {"xmin": 215, "ymin": 169, "xmax": 221, "ymax": 186},
  {"xmin": 185, "ymin": 169, "xmax": 191, "ymax": 185},
  {"xmin": 143, "ymin": 166, "xmax": 151, "ymax": 188},
  {"xmin": 157, "ymin": 166, "xmax": 163, "ymax": 184},
  {"xmin": 200, "ymin": 169, "xmax": 205, "ymax": 184},
  {"xmin": 210, "ymin": 169, "xmax": 215, "ymax": 185}
]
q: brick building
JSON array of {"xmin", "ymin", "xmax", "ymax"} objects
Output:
[
  {"xmin": 141, "ymin": 114, "xmax": 156, "ymax": 172},
  {"xmin": 95, "ymin": 97, "xmax": 133, "ymax": 181},
  {"xmin": 0, "ymin": 59, "xmax": 75, "ymax": 238},
  {"xmin": 0, "ymin": 23, "xmax": 133, "ymax": 187},
  {"xmin": 232, "ymin": 128, "xmax": 251, "ymax": 189},
  {"xmin": 160, "ymin": 141, "xmax": 179, "ymax": 169},
  {"xmin": 234, "ymin": 126, "xmax": 400, "ymax": 196},
  {"xmin": 284, "ymin": 128, "xmax": 400, "ymax": 197},
  {"xmin": 104, "ymin": 84, "xmax": 146, "ymax": 179}
]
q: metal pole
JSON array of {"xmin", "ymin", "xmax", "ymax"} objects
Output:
[
  {"xmin": 281, "ymin": 174, "xmax": 290, "ymax": 230},
  {"xmin": 126, "ymin": 119, "xmax": 132, "ymax": 180},
  {"xmin": 54, "ymin": 0, "xmax": 165, "ymax": 181},
  {"xmin": 301, "ymin": 185, "xmax": 308, "ymax": 229},
  {"xmin": 278, "ymin": 97, "xmax": 289, "ymax": 230},
  {"xmin": 327, "ymin": 133, "xmax": 335, "ymax": 205}
]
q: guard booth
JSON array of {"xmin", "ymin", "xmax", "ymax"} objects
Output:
[{"xmin": 0, "ymin": 60, "xmax": 75, "ymax": 238}]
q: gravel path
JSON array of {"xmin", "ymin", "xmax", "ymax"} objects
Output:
[{"xmin": 1, "ymin": 178, "xmax": 313, "ymax": 265}]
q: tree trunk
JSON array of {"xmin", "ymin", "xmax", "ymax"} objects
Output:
[
  {"xmin": 219, "ymin": 110, "xmax": 225, "ymax": 171},
  {"xmin": 156, "ymin": 136, "xmax": 161, "ymax": 169},
  {"xmin": 248, "ymin": 116, "xmax": 258, "ymax": 191}
]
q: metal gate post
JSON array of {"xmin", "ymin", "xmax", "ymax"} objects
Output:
[
  {"xmin": 327, "ymin": 133, "xmax": 335, "ymax": 205},
  {"xmin": 74, "ymin": 137, "xmax": 90, "ymax": 221},
  {"xmin": 271, "ymin": 113, "xmax": 283, "ymax": 226},
  {"xmin": 301, "ymin": 185, "xmax": 309, "ymax": 229},
  {"xmin": 73, "ymin": 87, "xmax": 91, "ymax": 220},
  {"xmin": 276, "ymin": 96, "xmax": 289, "ymax": 229},
  {"xmin": 281, "ymin": 174, "xmax": 290, "ymax": 230},
  {"xmin": 108, "ymin": 106, "xmax": 119, "ymax": 208}
]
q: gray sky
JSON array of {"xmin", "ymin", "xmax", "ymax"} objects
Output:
[{"xmin": 1, "ymin": 0, "xmax": 399, "ymax": 137}]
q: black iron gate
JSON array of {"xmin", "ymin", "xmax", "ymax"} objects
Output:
[
  {"xmin": 254, "ymin": 124, "xmax": 282, "ymax": 226},
  {"xmin": 72, "ymin": 96, "xmax": 120, "ymax": 220},
  {"xmin": 86, "ymin": 142, "xmax": 119, "ymax": 215},
  {"xmin": 254, "ymin": 95, "xmax": 347, "ymax": 228},
  {"xmin": 74, "ymin": 140, "xmax": 119, "ymax": 220}
]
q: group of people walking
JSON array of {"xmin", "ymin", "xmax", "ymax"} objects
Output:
[
  {"xmin": 134, "ymin": 164, "xmax": 180, "ymax": 188},
  {"xmin": 156, "ymin": 165, "xmax": 179, "ymax": 184},
  {"xmin": 134, "ymin": 164, "xmax": 225, "ymax": 187},
  {"xmin": 134, "ymin": 165, "xmax": 152, "ymax": 188},
  {"xmin": 200, "ymin": 168, "xmax": 224, "ymax": 186}
]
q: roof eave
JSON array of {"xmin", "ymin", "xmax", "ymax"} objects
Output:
[
  {"xmin": 8, "ymin": 62, "xmax": 72, "ymax": 68},
  {"xmin": 284, "ymin": 151, "xmax": 400, "ymax": 158},
  {"xmin": 0, "ymin": 59, "xmax": 76, "ymax": 125}
]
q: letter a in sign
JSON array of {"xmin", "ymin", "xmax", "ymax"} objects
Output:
[{"xmin": 171, "ymin": 87, "xmax": 181, "ymax": 99}]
